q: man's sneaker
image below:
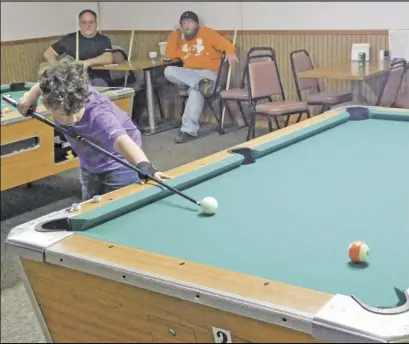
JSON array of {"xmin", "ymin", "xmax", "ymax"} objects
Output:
[
  {"xmin": 197, "ymin": 78, "xmax": 215, "ymax": 97},
  {"xmin": 175, "ymin": 131, "xmax": 195, "ymax": 144}
]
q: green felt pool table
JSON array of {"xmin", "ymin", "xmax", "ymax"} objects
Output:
[
  {"xmin": 5, "ymin": 106, "xmax": 409, "ymax": 343},
  {"xmin": 0, "ymin": 82, "xmax": 120, "ymax": 119},
  {"xmin": 1, "ymin": 82, "xmax": 135, "ymax": 191}
]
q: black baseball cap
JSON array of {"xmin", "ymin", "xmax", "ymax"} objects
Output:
[{"xmin": 180, "ymin": 11, "xmax": 199, "ymax": 24}]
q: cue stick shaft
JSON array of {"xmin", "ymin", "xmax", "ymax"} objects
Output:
[
  {"xmin": 97, "ymin": 1, "xmax": 101, "ymax": 33},
  {"xmin": 2, "ymin": 96, "xmax": 200, "ymax": 206},
  {"xmin": 124, "ymin": 30, "xmax": 135, "ymax": 86},
  {"xmin": 76, "ymin": 13, "xmax": 79, "ymax": 61},
  {"xmin": 221, "ymin": 29, "xmax": 237, "ymax": 127},
  {"xmin": 128, "ymin": 30, "xmax": 135, "ymax": 62}
]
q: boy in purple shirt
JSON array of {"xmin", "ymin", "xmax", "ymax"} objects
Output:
[{"xmin": 18, "ymin": 57, "xmax": 169, "ymax": 201}]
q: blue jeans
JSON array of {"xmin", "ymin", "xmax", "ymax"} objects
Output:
[
  {"xmin": 164, "ymin": 66, "xmax": 218, "ymax": 136},
  {"xmin": 79, "ymin": 167, "xmax": 140, "ymax": 201},
  {"xmin": 90, "ymin": 78, "xmax": 109, "ymax": 87}
]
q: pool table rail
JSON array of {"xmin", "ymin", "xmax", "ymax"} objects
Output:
[
  {"xmin": 351, "ymin": 288, "xmax": 409, "ymax": 316},
  {"xmin": 59, "ymin": 109, "xmax": 345, "ymax": 220},
  {"xmin": 48, "ymin": 237, "xmax": 409, "ymax": 343},
  {"xmin": 8, "ymin": 223, "xmax": 409, "ymax": 343},
  {"xmin": 43, "ymin": 238, "xmax": 321, "ymax": 337},
  {"xmin": 45, "ymin": 104, "xmax": 409, "ymax": 231},
  {"xmin": 4, "ymin": 210, "xmax": 74, "ymax": 262},
  {"xmin": 312, "ymin": 293, "xmax": 409, "ymax": 343},
  {"xmin": 69, "ymin": 155, "xmax": 245, "ymax": 232}
]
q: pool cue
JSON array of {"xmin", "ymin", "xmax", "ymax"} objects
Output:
[
  {"xmin": 220, "ymin": 28, "xmax": 237, "ymax": 130},
  {"xmin": 76, "ymin": 13, "xmax": 79, "ymax": 61},
  {"xmin": 124, "ymin": 30, "xmax": 135, "ymax": 87},
  {"xmin": 2, "ymin": 95, "xmax": 201, "ymax": 207},
  {"xmin": 97, "ymin": 1, "xmax": 101, "ymax": 33},
  {"xmin": 128, "ymin": 30, "xmax": 134, "ymax": 62}
]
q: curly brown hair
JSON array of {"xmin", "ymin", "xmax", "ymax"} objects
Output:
[{"xmin": 38, "ymin": 56, "xmax": 89, "ymax": 116}]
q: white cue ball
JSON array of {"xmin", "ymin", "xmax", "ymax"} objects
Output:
[{"xmin": 200, "ymin": 197, "xmax": 218, "ymax": 215}]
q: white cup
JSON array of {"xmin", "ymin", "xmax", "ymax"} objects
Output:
[
  {"xmin": 379, "ymin": 50, "xmax": 384, "ymax": 61},
  {"xmin": 158, "ymin": 42, "xmax": 167, "ymax": 56},
  {"xmin": 149, "ymin": 51, "xmax": 158, "ymax": 60}
]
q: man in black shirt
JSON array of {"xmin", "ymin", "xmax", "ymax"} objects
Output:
[{"xmin": 43, "ymin": 9, "xmax": 113, "ymax": 86}]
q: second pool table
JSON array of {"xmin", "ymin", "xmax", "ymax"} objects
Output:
[
  {"xmin": 5, "ymin": 106, "xmax": 409, "ymax": 343},
  {"xmin": 1, "ymin": 82, "xmax": 135, "ymax": 191}
]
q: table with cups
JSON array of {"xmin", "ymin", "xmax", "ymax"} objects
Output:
[{"xmin": 94, "ymin": 41, "xmax": 180, "ymax": 135}]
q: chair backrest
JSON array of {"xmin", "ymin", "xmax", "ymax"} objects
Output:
[
  {"xmin": 211, "ymin": 52, "xmax": 230, "ymax": 95},
  {"xmin": 240, "ymin": 47, "xmax": 276, "ymax": 87},
  {"xmin": 247, "ymin": 59, "xmax": 285, "ymax": 102},
  {"xmin": 290, "ymin": 49, "xmax": 320, "ymax": 100},
  {"xmin": 112, "ymin": 45, "xmax": 127, "ymax": 62},
  {"xmin": 110, "ymin": 45, "xmax": 137, "ymax": 86},
  {"xmin": 248, "ymin": 47, "xmax": 276, "ymax": 61},
  {"xmin": 376, "ymin": 59, "xmax": 407, "ymax": 107}
]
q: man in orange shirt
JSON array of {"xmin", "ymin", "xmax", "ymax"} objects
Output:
[{"xmin": 164, "ymin": 11, "xmax": 237, "ymax": 143}]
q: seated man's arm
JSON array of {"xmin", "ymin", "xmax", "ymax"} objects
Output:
[
  {"xmin": 165, "ymin": 31, "xmax": 183, "ymax": 59},
  {"xmin": 43, "ymin": 36, "xmax": 67, "ymax": 61},
  {"xmin": 83, "ymin": 51, "xmax": 113, "ymax": 67},
  {"xmin": 209, "ymin": 29, "xmax": 237, "ymax": 66},
  {"xmin": 83, "ymin": 35, "xmax": 113, "ymax": 67},
  {"xmin": 43, "ymin": 47, "xmax": 58, "ymax": 62}
]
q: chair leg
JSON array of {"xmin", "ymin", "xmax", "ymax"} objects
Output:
[
  {"xmin": 237, "ymin": 101, "xmax": 249, "ymax": 127},
  {"xmin": 273, "ymin": 116, "xmax": 280, "ymax": 129},
  {"xmin": 224, "ymin": 102, "xmax": 235, "ymax": 123},
  {"xmin": 252, "ymin": 117, "xmax": 256, "ymax": 139},
  {"xmin": 219, "ymin": 100, "xmax": 235, "ymax": 134},
  {"xmin": 306, "ymin": 110, "xmax": 311, "ymax": 119},
  {"xmin": 219, "ymin": 99, "xmax": 227, "ymax": 134},
  {"xmin": 284, "ymin": 115, "xmax": 290, "ymax": 127},
  {"xmin": 268, "ymin": 118, "xmax": 273, "ymax": 132},
  {"xmin": 296, "ymin": 113, "xmax": 303, "ymax": 123},
  {"xmin": 246, "ymin": 114, "xmax": 256, "ymax": 141},
  {"xmin": 154, "ymin": 88, "xmax": 164, "ymax": 119},
  {"xmin": 320, "ymin": 105, "xmax": 327, "ymax": 114},
  {"xmin": 206, "ymin": 98, "xmax": 223, "ymax": 133}
]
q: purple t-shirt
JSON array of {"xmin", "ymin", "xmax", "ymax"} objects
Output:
[{"xmin": 58, "ymin": 85, "xmax": 142, "ymax": 174}]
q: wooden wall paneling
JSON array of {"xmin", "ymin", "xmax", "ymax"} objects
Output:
[
  {"xmin": 1, "ymin": 38, "xmax": 59, "ymax": 83},
  {"xmin": 1, "ymin": 30, "xmax": 389, "ymax": 123}
]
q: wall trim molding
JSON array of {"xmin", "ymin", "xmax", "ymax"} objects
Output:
[{"xmin": 0, "ymin": 29, "xmax": 388, "ymax": 46}]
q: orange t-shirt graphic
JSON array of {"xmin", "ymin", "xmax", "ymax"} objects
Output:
[{"xmin": 165, "ymin": 26, "xmax": 235, "ymax": 72}]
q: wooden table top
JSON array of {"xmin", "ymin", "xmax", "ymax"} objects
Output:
[
  {"xmin": 93, "ymin": 58, "xmax": 180, "ymax": 71},
  {"xmin": 298, "ymin": 60, "xmax": 391, "ymax": 81},
  {"xmin": 0, "ymin": 87, "xmax": 134, "ymax": 126}
]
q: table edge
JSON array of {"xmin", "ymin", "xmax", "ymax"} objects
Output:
[
  {"xmin": 1, "ymin": 86, "xmax": 135, "ymax": 126},
  {"xmin": 297, "ymin": 62, "xmax": 391, "ymax": 81},
  {"xmin": 92, "ymin": 58, "xmax": 181, "ymax": 71}
]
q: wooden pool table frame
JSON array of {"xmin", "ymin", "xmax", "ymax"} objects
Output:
[
  {"xmin": 5, "ymin": 106, "xmax": 409, "ymax": 343},
  {"xmin": 1, "ymin": 86, "xmax": 135, "ymax": 192}
]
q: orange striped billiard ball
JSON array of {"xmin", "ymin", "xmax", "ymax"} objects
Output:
[{"xmin": 348, "ymin": 241, "xmax": 370, "ymax": 263}]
